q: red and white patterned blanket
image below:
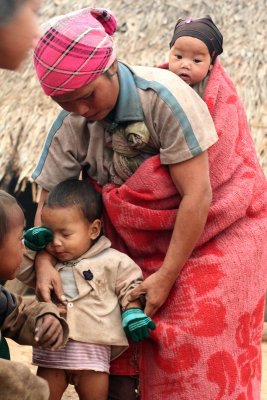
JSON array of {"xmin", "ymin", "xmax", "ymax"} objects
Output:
[{"xmin": 102, "ymin": 60, "xmax": 267, "ymax": 399}]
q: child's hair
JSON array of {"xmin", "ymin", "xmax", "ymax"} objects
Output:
[
  {"xmin": 44, "ymin": 179, "xmax": 103, "ymax": 222},
  {"xmin": 0, "ymin": 0, "xmax": 26, "ymax": 26},
  {"xmin": 169, "ymin": 15, "xmax": 223, "ymax": 64},
  {"xmin": 0, "ymin": 190, "xmax": 20, "ymax": 246}
]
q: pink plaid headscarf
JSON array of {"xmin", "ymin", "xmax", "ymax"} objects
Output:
[{"xmin": 34, "ymin": 8, "xmax": 117, "ymax": 96}]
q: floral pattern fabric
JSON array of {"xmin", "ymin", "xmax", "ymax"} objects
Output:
[{"xmin": 102, "ymin": 60, "xmax": 267, "ymax": 399}]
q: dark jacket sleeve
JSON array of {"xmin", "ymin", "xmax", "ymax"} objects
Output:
[{"xmin": 0, "ymin": 286, "xmax": 16, "ymax": 327}]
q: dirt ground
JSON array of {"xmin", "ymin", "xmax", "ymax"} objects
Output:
[{"xmin": 6, "ymin": 327, "xmax": 267, "ymax": 400}]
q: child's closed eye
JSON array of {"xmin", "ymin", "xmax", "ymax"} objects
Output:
[{"xmin": 62, "ymin": 233, "xmax": 72, "ymax": 238}]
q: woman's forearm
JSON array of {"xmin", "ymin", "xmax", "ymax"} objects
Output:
[
  {"xmin": 34, "ymin": 188, "xmax": 49, "ymax": 226},
  {"xmin": 160, "ymin": 189, "xmax": 211, "ymax": 281},
  {"xmin": 162, "ymin": 152, "xmax": 212, "ymax": 281}
]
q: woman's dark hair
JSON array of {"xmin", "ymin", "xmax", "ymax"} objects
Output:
[
  {"xmin": 0, "ymin": 0, "xmax": 26, "ymax": 26},
  {"xmin": 0, "ymin": 190, "xmax": 19, "ymax": 245},
  {"xmin": 44, "ymin": 179, "xmax": 103, "ymax": 222}
]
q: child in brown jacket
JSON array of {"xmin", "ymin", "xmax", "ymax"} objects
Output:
[{"xmin": 23, "ymin": 178, "xmax": 155, "ymax": 400}]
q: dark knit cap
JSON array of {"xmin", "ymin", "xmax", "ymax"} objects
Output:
[{"xmin": 169, "ymin": 15, "xmax": 223, "ymax": 63}]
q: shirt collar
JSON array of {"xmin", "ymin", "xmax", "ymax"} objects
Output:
[{"xmin": 108, "ymin": 62, "xmax": 144, "ymax": 125}]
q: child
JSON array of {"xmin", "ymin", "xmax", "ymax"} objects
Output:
[
  {"xmin": 0, "ymin": 0, "xmax": 40, "ymax": 70},
  {"xmin": 24, "ymin": 178, "xmax": 155, "ymax": 400},
  {"xmin": 0, "ymin": 190, "xmax": 69, "ymax": 399},
  {"xmin": 168, "ymin": 15, "xmax": 223, "ymax": 96}
]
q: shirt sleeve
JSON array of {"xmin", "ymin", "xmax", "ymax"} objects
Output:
[
  {"xmin": 15, "ymin": 248, "xmax": 36, "ymax": 288},
  {"xmin": 138, "ymin": 68, "xmax": 218, "ymax": 165},
  {"xmin": 31, "ymin": 111, "xmax": 88, "ymax": 191},
  {"xmin": 115, "ymin": 253, "xmax": 144, "ymax": 309},
  {"xmin": 0, "ymin": 286, "xmax": 16, "ymax": 327},
  {"xmin": 154, "ymin": 83, "xmax": 218, "ymax": 164},
  {"xmin": 1, "ymin": 291, "xmax": 69, "ymax": 346}
]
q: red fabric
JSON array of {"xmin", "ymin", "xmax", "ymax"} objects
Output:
[{"xmin": 102, "ymin": 60, "xmax": 267, "ymax": 399}]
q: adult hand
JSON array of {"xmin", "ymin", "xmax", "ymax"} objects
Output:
[
  {"xmin": 128, "ymin": 270, "xmax": 175, "ymax": 317},
  {"xmin": 35, "ymin": 251, "xmax": 64, "ymax": 303},
  {"xmin": 34, "ymin": 314, "xmax": 65, "ymax": 350}
]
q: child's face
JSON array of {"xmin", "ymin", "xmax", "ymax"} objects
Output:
[
  {"xmin": 169, "ymin": 36, "xmax": 212, "ymax": 86},
  {"xmin": 0, "ymin": 0, "xmax": 40, "ymax": 70},
  {"xmin": 0, "ymin": 205, "xmax": 25, "ymax": 280},
  {"xmin": 41, "ymin": 205, "xmax": 101, "ymax": 262}
]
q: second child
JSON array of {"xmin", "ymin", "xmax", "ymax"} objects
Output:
[
  {"xmin": 168, "ymin": 15, "xmax": 223, "ymax": 96},
  {"xmin": 0, "ymin": 190, "xmax": 68, "ymax": 400}
]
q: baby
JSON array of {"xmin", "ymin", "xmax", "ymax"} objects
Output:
[{"xmin": 168, "ymin": 15, "xmax": 223, "ymax": 94}]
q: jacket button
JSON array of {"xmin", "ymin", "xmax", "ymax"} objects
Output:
[{"xmin": 67, "ymin": 302, "xmax": 73, "ymax": 308}]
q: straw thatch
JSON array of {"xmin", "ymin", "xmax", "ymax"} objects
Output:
[{"xmin": 0, "ymin": 0, "xmax": 266, "ymax": 195}]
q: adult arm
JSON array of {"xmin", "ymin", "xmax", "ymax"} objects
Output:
[
  {"xmin": 34, "ymin": 188, "xmax": 49, "ymax": 226},
  {"xmin": 129, "ymin": 151, "xmax": 212, "ymax": 316}
]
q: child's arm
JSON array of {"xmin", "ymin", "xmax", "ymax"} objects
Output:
[
  {"xmin": 0, "ymin": 286, "xmax": 69, "ymax": 349},
  {"xmin": 20, "ymin": 227, "xmax": 64, "ymax": 303},
  {"xmin": 115, "ymin": 255, "xmax": 156, "ymax": 343},
  {"xmin": 34, "ymin": 250, "xmax": 64, "ymax": 303}
]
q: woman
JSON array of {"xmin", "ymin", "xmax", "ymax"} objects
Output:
[{"xmin": 26, "ymin": 7, "xmax": 267, "ymax": 400}]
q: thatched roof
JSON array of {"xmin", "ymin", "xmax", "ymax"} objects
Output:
[{"xmin": 0, "ymin": 0, "xmax": 266, "ymax": 195}]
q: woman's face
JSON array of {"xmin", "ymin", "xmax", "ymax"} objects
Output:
[
  {"xmin": 51, "ymin": 63, "xmax": 120, "ymax": 122},
  {"xmin": 0, "ymin": 0, "xmax": 40, "ymax": 70}
]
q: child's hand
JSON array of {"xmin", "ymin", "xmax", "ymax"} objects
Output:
[
  {"xmin": 122, "ymin": 308, "xmax": 156, "ymax": 343},
  {"xmin": 56, "ymin": 302, "xmax": 67, "ymax": 318},
  {"xmin": 34, "ymin": 314, "xmax": 65, "ymax": 350}
]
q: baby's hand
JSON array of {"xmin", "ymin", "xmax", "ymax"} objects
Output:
[{"xmin": 34, "ymin": 314, "xmax": 64, "ymax": 350}]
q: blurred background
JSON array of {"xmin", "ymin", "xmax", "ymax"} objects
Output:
[{"xmin": 0, "ymin": 0, "xmax": 266, "ymax": 210}]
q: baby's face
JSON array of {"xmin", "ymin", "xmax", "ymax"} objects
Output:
[
  {"xmin": 169, "ymin": 36, "xmax": 212, "ymax": 86},
  {"xmin": 41, "ymin": 205, "xmax": 99, "ymax": 262},
  {"xmin": 0, "ymin": 205, "xmax": 25, "ymax": 280}
]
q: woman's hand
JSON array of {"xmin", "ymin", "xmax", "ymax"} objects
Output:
[
  {"xmin": 34, "ymin": 314, "xmax": 65, "ymax": 350},
  {"xmin": 35, "ymin": 250, "xmax": 63, "ymax": 303},
  {"xmin": 128, "ymin": 270, "xmax": 175, "ymax": 317}
]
